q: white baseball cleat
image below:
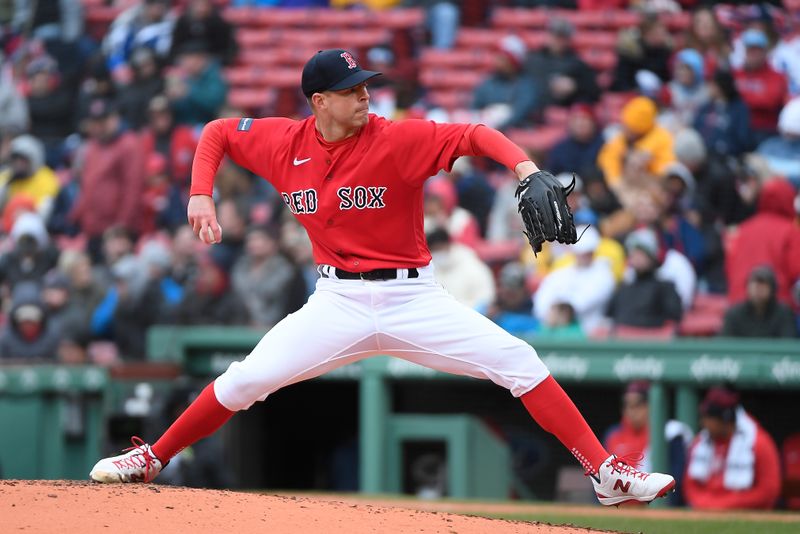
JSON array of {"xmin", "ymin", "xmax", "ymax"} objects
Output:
[
  {"xmin": 591, "ymin": 455, "xmax": 675, "ymax": 506},
  {"xmin": 89, "ymin": 437, "xmax": 164, "ymax": 483}
]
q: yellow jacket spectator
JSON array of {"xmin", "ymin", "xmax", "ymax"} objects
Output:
[
  {"xmin": 598, "ymin": 97, "xmax": 676, "ymax": 188},
  {"xmin": 0, "ymin": 135, "xmax": 60, "ymax": 221}
]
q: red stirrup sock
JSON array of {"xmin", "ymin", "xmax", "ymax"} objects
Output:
[
  {"xmin": 520, "ymin": 375, "xmax": 609, "ymax": 475},
  {"xmin": 152, "ymin": 381, "xmax": 234, "ymax": 462}
]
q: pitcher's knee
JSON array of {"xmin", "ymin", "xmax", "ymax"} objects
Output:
[
  {"xmin": 214, "ymin": 360, "xmax": 283, "ymax": 411},
  {"xmin": 494, "ymin": 343, "xmax": 550, "ymax": 397}
]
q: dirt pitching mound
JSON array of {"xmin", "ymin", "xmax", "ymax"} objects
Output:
[{"xmin": 1, "ymin": 481, "xmax": 604, "ymax": 533}]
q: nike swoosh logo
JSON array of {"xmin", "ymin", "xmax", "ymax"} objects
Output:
[{"xmin": 293, "ymin": 157, "xmax": 311, "ymax": 166}]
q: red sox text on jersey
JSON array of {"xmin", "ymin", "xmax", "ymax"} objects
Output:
[{"xmin": 281, "ymin": 186, "xmax": 387, "ymax": 214}]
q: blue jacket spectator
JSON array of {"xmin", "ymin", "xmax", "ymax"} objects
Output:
[
  {"xmin": 167, "ymin": 41, "xmax": 228, "ymax": 126},
  {"xmin": 693, "ymin": 69, "xmax": 752, "ymax": 157},
  {"xmin": 547, "ymin": 103, "xmax": 603, "ymax": 178}
]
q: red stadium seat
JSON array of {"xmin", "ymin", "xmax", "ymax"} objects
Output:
[
  {"xmin": 678, "ymin": 309, "xmax": 725, "ymax": 337},
  {"xmin": 579, "ymin": 48, "xmax": 617, "ymax": 72},
  {"xmin": 419, "ymin": 48, "xmax": 495, "ymax": 71},
  {"xmin": 663, "ymin": 11, "xmax": 691, "ymax": 32},
  {"xmin": 614, "ymin": 323, "xmax": 676, "ymax": 340},
  {"xmin": 506, "ymin": 125, "xmax": 567, "ymax": 154},
  {"xmin": 427, "ymin": 89, "xmax": 472, "ymax": 110},
  {"xmin": 543, "ymin": 106, "xmax": 570, "ymax": 127},
  {"xmin": 371, "ymin": 8, "xmax": 425, "ymax": 28},
  {"xmin": 491, "ymin": 8, "xmax": 549, "ymax": 29},
  {"xmin": 573, "ymin": 31, "xmax": 617, "ymax": 51},
  {"xmin": 419, "ymin": 69, "xmax": 483, "ymax": 90},
  {"xmin": 227, "ymin": 88, "xmax": 275, "ymax": 112},
  {"xmin": 457, "ymin": 29, "xmax": 507, "ymax": 49}
]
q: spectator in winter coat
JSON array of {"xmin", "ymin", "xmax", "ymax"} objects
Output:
[
  {"xmin": 103, "ymin": 0, "xmax": 175, "ymax": 82},
  {"xmin": 534, "ymin": 225, "xmax": 615, "ymax": 334},
  {"xmin": 607, "ymin": 227, "xmax": 683, "ymax": 329},
  {"xmin": 0, "ymin": 212, "xmax": 59, "ymax": 289},
  {"xmin": 116, "ymin": 47, "xmax": 165, "ymax": 131},
  {"xmin": 169, "ymin": 0, "xmax": 238, "ymax": 66},
  {"xmin": 0, "ymin": 282, "xmax": 62, "ymax": 360},
  {"xmin": 684, "ymin": 386, "xmax": 781, "ymax": 510},
  {"xmin": 424, "ymin": 177, "xmax": 481, "ymax": 249},
  {"xmin": 25, "ymin": 55, "xmax": 73, "ymax": 167},
  {"xmin": 547, "ymin": 104, "xmax": 603, "ymax": 179},
  {"xmin": 726, "ymin": 178, "xmax": 800, "ymax": 306},
  {"xmin": 662, "ymin": 49, "xmax": 711, "ymax": 131},
  {"xmin": 167, "ymin": 41, "xmax": 228, "ymax": 127},
  {"xmin": 673, "ymin": 128, "xmax": 754, "ymax": 228},
  {"xmin": 427, "ymin": 227, "xmax": 495, "ymax": 310},
  {"xmin": 757, "ymin": 98, "xmax": 800, "ymax": 186},
  {"xmin": 472, "ymin": 35, "xmax": 537, "ymax": 131},
  {"xmin": 684, "ymin": 7, "xmax": 731, "ymax": 76},
  {"xmin": 172, "ymin": 254, "xmax": 249, "ymax": 326},
  {"xmin": 694, "ymin": 69, "xmax": 753, "ymax": 157},
  {"xmin": 140, "ymin": 94, "xmax": 198, "ymax": 186},
  {"xmin": 525, "ymin": 18, "xmax": 599, "ymax": 108},
  {"xmin": 721, "ymin": 266, "xmax": 797, "ymax": 338},
  {"xmin": 0, "ymin": 134, "xmax": 59, "ymax": 220},
  {"xmin": 483, "ymin": 262, "xmax": 539, "ymax": 337},
  {"xmin": 70, "ymin": 99, "xmax": 146, "ymax": 255},
  {"xmin": 597, "ymin": 96, "xmax": 676, "ymax": 190},
  {"xmin": 611, "ymin": 12, "xmax": 673, "ymax": 92},
  {"xmin": 733, "ymin": 29, "xmax": 788, "ymax": 143},
  {"xmin": 0, "ymin": 62, "xmax": 29, "ymax": 134},
  {"xmin": 231, "ymin": 226, "xmax": 294, "ymax": 328}
]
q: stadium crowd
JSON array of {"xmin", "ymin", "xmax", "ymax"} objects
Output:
[
  {"xmin": 0, "ymin": 0, "xmax": 797, "ymax": 364},
  {"xmin": 0, "ymin": 0, "xmax": 797, "ymax": 509}
]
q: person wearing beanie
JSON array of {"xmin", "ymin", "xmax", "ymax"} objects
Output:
[
  {"xmin": 757, "ymin": 97, "xmax": 800, "ymax": 185},
  {"xmin": 663, "ymin": 48, "xmax": 711, "ymax": 130},
  {"xmin": 472, "ymin": 35, "xmax": 537, "ymax": 131},
  {"xmin": 606, "ymin": 227, "xmax": 683, "ymax": 329},
  {"xmin": 694, "ymin": 69, "xmax": 753, "ymax": 157},
  {"xmin": 0, "ymin": 134, "xmax": 60, "ymax": 220},
  {"xmin": 597, "ymin": 96, "xmax": 676, "ymax": 189},
  {"xmin": 726, "ymin": 178, "xmax": 800, "ymax": 306},
  {"xmin": 684, "ymin": 386, "xmax": 781, "ymax": 510},
  {"xmin": 721, "ymin": 265, "xmax": 797, "ymax": 338},
  {"xmin": 733, "ymin": 29, "xmax": 788, "ymax": 143}
]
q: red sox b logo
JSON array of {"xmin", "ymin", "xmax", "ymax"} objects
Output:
[{"xmin": 340, "ymin": 52, "xmax": 357, "ymax": 69}]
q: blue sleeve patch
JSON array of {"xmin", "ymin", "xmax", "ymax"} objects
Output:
[{"xmin": 237, "ymin": 118, "xmax": 254, "ymax": 131}]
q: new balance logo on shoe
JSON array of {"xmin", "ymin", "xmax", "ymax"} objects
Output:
[{"xmin": 613, "ymin": 479, "xmax": 631, "ymax": 493}]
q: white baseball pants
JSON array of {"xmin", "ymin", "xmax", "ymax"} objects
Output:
[{"xmin": 214, "ymin": 264, "xmax": 550, "ymax": 411}]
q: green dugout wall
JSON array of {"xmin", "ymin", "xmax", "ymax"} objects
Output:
[
  {"xmin": 0, "ymin": 366, "xmax": 107, "ymax": 479},
  {"xmin": 147, "ymin": 327, "xmax": 800, "ymax": 495}
]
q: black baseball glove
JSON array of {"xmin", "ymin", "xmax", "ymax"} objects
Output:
[{"xmin": 515, "ymin": 170, "xmax": 578, "ymax": 254}]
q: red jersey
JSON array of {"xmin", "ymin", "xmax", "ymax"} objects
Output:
[{"xmin": 192, "ymin": 115, "xmax": 479, "ymax": 271}]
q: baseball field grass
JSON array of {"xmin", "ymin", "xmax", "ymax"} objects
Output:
[
  {"xmin": 299, "ymin": 493, "xmax": 800, "ymax": 534},
  {"xmin": 476, "ymin": 510, "xmax": 800, "ymax": 534}
]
